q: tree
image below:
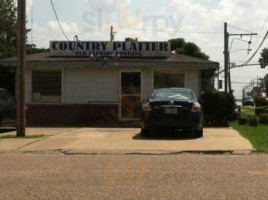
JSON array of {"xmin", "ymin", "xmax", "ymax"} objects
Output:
[
  {"xmin": 26, "ymin": 44, "xmax": 49, "ymax": 55},
  {"xmin": 259, "ymin": 47, "xmax": 268, "ymax": 68},
  {"xmin": 0, "ymin": 0, "xmax": 17, "ymax": 59},
  {"xmin": 169, "ymin": 38, "xmax": 209, "ymax": 60},
  {"xmin": 259, "ymin": 48, "xmax": 268, "ymax": 96},
  {"xmin": 0, "ymin": 0, "xmax": 47, "ymax": 59},
  {"xmin": 260, "ymin": 48, "xmax": 268, "ymax": 61}
]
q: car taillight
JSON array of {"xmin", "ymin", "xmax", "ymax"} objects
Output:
[
  {"xmin": 143, "ymin": 103, "xmax": 152, "ymax": 112},
  {"xmin": 191, "ymin": 102, "xmax": 201, "ymax": 113}
]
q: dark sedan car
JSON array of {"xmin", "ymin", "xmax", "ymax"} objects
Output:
[
  {"xmin": 242, "ymin": 96, "xmax": 254, "ymax": 107},
  {"xmin": 0, "ymin": 88, "xmax": 16, "ymax": 129},
  {"xmin": 141, "ymin": 88, "xmax": 203, "ymax": 137}
]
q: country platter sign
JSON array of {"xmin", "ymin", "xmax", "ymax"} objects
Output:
[{"xmin": 50, "ymin": 41, "xmax": 171, "ymax": 58}]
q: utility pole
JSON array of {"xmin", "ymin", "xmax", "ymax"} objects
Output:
[
  {"xmin": 223, "ymin": 22, "xmax": 257, "ymax": 94},
  {"xmin": 16, "ymin": 0, "xmax": 26, "ymax": 137},
  {"xmin": 110, "ymin": 26, "xmax": 116, "ymax": 41},
  {"xmin": 224, "ymin": 22, "xmax": 229, "ymax": 93}
]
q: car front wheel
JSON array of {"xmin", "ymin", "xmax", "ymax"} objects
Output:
[{"xmin": 141, "ymin": 128, "xmax": 150, "ymax": 137}]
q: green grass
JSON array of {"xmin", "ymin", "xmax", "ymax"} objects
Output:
[
  {"xmin": 231, "ymin": 106, "xmax": 268, "ymax": 152},
  {"xmin": 231, "ymin": 122, "xmax": 268, "ymax": 152},
  {"xmin": 0, "ymin": 135, "xmax": 45, "ymax": 140},
  {"xmin": 240, "ymin": 106, "xmax": 255, "ymax": 118}
]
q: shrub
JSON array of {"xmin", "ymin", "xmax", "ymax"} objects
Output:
[
  {"xmin": 255, "ymin": 106, "xmax": 266, "ymax": 115},
  {"xmin": 201, "ymin": 91, "xmax": 236, "ymax": 127},
  {"xmin": 247, "ymin": 114, "xmax": 255, "ymax": 118},
  {"xmin": 238, "ymin": 117, "xmax": 248, "ymax": 125},
  {"xmin": 231, "ymin": 111, "xmax": 240, "ymax": 121},
  {"xmin": 264, "ymin": 106, "xmax": 268, "ymax": 114},
  {"xmin": 259, "ymin": 114, "xmax": 268, "ymax": 124},
  {"xmin": 255, "ymin": 97, "xmax": 268, "ymax": 107},
  {"xmin": 248, "ymin": 117, "xmax": 258, "ymax": 127}
]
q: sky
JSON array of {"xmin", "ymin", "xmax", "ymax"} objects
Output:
[{"xmin": 25, "ymin": 0, "xmax": 268, "ymax": 98}]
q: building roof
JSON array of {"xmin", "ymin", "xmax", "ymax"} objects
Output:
[
  {"xmin": 0, "ymin": 52, "xmax": 216, "ymax": 63},
  {"xmin": 0, "ymin": 52, "xmax": 219, "ymax": 70}
]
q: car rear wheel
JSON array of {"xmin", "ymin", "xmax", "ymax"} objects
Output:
[
  {"xmin": 194, "ymin": 128, "xmax": 203, "ymax": 138},
  {"xmin": 141, "ymin": 128, "xmax": 150, "ymax": 137}
]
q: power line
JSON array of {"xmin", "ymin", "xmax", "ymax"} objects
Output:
[
  {"xmin": 50, "ymin": 0, "xmax": 69, "ymax": 41},
  {"xmin": 232, "ymin": 81, "xmax": 252, "ymax": 84},
  {"xmin": 220, "ymin": 30, "xmax": 268, "ymax": 74},
  {"xmin": 123, "ymin": 27, "xmax": 223, "ymax": 34},
  {"xmin": 240, "ymin": 31, "xmax": 268, "ymax": 66},
  {"xmin": 251, "ymin": 15, "xmax": 268, "ymax": 48},
  {"xmin": 228, "ymin": 24, "xmax": 255, "ymax": 34}
]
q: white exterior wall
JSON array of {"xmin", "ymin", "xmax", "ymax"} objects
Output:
[
  {"xmin": 185, "ymin": 70, "xmax": 200, "ymax": 98},
  {"xmin": 26, "ymin": 66, "xmax": 202, "ymax": 104},
  {"xmin": 63, "ymin": 68, "xmax": 119, "ymax": 103},
  {"xmin": 142, "ymin": 69, "xmax": 154, "ymax": 99}
]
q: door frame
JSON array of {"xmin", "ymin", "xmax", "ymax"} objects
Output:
[{"xmin": 119, "ymin": 70, "xmax": 143, "ymax": 121}]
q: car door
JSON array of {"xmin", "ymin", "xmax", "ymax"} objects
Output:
[{"xmin": 0, "ymin": 91, "xmax": 16, "ymax": 128}]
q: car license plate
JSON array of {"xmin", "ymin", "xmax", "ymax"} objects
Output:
[{"xmin": 165, "ymin": 108, "xmax": 177, "ymax": 114}]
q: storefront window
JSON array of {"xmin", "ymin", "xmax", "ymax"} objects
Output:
[
  {"xmin": 154, "ymin": 72, "xmax": 185, "ymax": 89},
  {"xmin": 32, "ymin": 71, "xmax": 62, "ymax": 103}
]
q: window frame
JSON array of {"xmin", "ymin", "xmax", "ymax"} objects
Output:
[
  {"xmin": 153, "ymin": 71, "xmax": 185, "ymax": 89},
  {"xmin": 31, "ymin": 69, "xmax": 63, "ymax": 104}
]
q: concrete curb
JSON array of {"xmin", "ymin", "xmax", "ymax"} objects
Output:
[
  {"xmin": 61, "ymin": 149, "xmax": 256, "ymax": 155},
  {"xmin": 0, "ymin": 149, "xmax": 257, "ymax": 155}
]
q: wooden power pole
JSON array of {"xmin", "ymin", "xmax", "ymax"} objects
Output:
[
  {"xmin": 224, "ymin": 22, "xmax": 229, "ymax": 93},
  {"xmin": 16, "ymin": 0, "xmax": 26, "ymax": 137},
  {"xmin": 223, "ymin": 22, "xmax": 257, "ymax": 94}
]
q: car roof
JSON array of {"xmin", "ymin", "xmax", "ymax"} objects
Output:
[{"xmin": 153, "ymin": 88, "xmax": 193, "ymax": 93}]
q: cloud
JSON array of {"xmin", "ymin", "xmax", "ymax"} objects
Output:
[
  {"xmin": 31, "ymin": 21, "xmax": 82, "ymax": 45},
  {"xmin": 48, "ymin": 21, "xmax": 79, "ymax": 33},
  {"xmin": 30, "ymin": 0, "xmax": 268, "ymax": 97},
  {"xmin": 26, "ymin": 0, "xmax": 33, "ymax": 13},
  {"xmin": 84, "ymin": 0, "xmax": 133, "ymax": 10},
  {"xmin": 157, "ymin": 0, "xmax": 268, "ymax": 60}
]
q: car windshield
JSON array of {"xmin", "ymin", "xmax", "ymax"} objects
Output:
[
  {"xmin": 150, "ymin": 89, "xmax": 195, "ymax": 101},
  {"xmin": 243, "ymin": 97, "xmax": 253, "ymax": 100}
]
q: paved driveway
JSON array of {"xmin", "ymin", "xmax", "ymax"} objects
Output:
[{"xmin": 0, "ymin": 127, "xmax": 253, "ymax": 153}]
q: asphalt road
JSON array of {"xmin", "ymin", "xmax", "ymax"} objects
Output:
[{"xmin": 0, "ymin": 153, "xmax": 267, "ymax": 200}]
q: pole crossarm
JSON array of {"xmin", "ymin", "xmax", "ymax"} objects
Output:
[
  {"xmin": 229, "ymin": 33, "xmax": 258, "ymax": 36},
  {"xmin": 215, "ymin": 63, "xmax": 267, "ymax": 77}
]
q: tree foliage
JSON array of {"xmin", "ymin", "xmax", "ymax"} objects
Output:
[
  {"xmin": 26, "ymin": 44, "xmax": 49, "ymax": 55},
  {"xmin": 169, "ymin": 38, "xmax": 210, "ymax": 60},
  {"xmin": 259, "ymin": 47, "xmax": 268, "ymax": 62},
  {"xmin": 0, "ymin": 0, "xmax": 17, "ymax": 59},
  {"xmin": 260, "ymin": 48, "xmax": 268, "ymax": 95},
  {"xmin": 0, "ymin": 0, "xmax": 48, "ymax": 59}
]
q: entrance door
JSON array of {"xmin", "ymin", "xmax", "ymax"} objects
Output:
[{"xmin": 120, "ymin": 72, "xmax": 142, "ymax": 120}]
